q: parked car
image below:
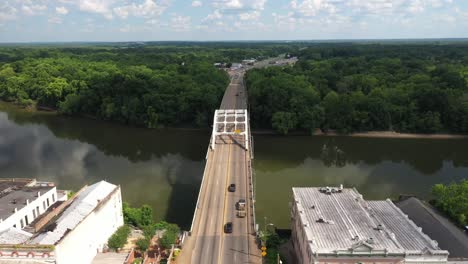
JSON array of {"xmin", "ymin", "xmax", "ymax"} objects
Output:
[
  {"xmin": 228, "ymin": 183, "xmax": 236, "ymax": 192},
  {"xmin": 224, "ymin": 222, "xmax": 233, "ymax": 233}
]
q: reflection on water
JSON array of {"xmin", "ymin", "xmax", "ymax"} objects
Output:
[
  {"xmin": 0, "ymin": 104, "xmax": 208, "ymax": 229},
  {"xmin": 254, "ymin": 135, "xmax": 468, "ymax": 228},
  {"xmin": 320, "ymin": 140, "xmax": 346, "ymax": 167},
  {"xmin": 1, "ymin": 103, "xmax": 468, "ymax": 230}
]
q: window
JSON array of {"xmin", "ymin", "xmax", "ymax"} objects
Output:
[
  {"xmin": 46, "ymin": 198, "xmax": 50, "ymax": 207},
  {"xmin": 20, "ymin": 219, "xmax": 24, "ymax": 228},
  {"xmin": 36, "ymin": 206, "xmax": 40, "ymax": 216},
  {"xmin": 13, "ymin": 224, "xmax": 16, "ymax": 228},
  {"xmin": 32, "ymin": 209, "xmax": 36, "ymax": 219},
  {"xmin": 52, "ymin": 193, "xmax": 55, "ymax": 202},
  {"xmin": 43, "ymin": 201, "xmax": 46, "ymax": 210},
  {"xmin": 25, "ymin": 215, "xmax": 29, "ymax": 225}
]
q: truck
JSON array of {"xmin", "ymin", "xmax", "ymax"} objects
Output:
[{"xmin": 236, "ymin": 199, "xmax": 246, "ymax": 218}]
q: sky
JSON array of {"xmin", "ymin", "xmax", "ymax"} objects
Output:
[{"xmin": 0, "ymin": 0, "xmax": 468, "ymax": 42}]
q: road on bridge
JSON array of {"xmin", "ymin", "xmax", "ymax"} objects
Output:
[{"xmin": 178, "ymin": 69, "xmax": 261, "ymax": 264}]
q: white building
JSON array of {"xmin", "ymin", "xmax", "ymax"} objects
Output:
[
  {"xmin": 0, "ymin": 179, "xmax": 58, "ymax": 233},
  {"xmin": 291, "ymin": 187, "xmax": 449, "ymax": 264},
  {"xmin": 0, "ymin": 180, "xmax": 124, "ymax": 264}
]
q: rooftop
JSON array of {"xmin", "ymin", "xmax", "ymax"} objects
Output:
[
  {"xmin": 0, "ymin": 228, "xmax": 32, "ymax": 244},
  {"xmin": 396, "ymin": 197, "xmax": 468, "ymax": 259},
  {"xmin": 29, "ymin": 180, "xmax": 118, "ymax": 245},
  {"xmin": 0, "ymin": 179, "xmax": 55, "ymax": 221},
  {"xmin": 292, "ymin": 187, "xmax": 449, "ymax": 256}
]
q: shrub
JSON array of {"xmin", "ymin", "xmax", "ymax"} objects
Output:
[
  {"xmin": 159, "ymin": 223, "xmax": 180, "ymax": 249},
  {"xmin": 136, "ymin": 237, "xmax": 150, "ymax": 252},
  {"xmin": 108, "ymin": 225, "xmax": 131, "ymax": 251}
]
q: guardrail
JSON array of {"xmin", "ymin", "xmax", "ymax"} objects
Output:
[{"xmin": 189, "ymin": 143, "xmax": 212, "ymax": 234}]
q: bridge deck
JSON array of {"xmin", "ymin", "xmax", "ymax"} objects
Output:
[{"xmin": 179, "ymin": 70, "xmax": 261, "ymax": 264}]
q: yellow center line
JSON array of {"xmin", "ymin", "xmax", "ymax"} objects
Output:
[{"xmin": 218, "ymin": 143, "xmax": 232, "ymax": 264}]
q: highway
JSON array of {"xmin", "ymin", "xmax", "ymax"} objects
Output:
[{"xmin": 179, "ymin": 69, "xmax": 260, "ymax": 264}]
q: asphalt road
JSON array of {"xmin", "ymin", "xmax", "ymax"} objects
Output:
[{"xmin": 180, "ymin": 70, "xmax": 260, "ymax": 264}]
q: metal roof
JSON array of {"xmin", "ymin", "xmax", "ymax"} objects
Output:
[
  {"xmin": 292, "ymin": 187, "xmax": 448, "ymax": 256},
  {"xmin": 0, "ymin": 228, "xmax": 32, "ymax": 244},
  {"xmin": 29, "ymin": 181, "xmax": 117, "ymax": 245}
]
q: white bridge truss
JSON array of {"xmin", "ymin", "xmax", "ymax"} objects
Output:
[{"xmin": 211, "ymin": 109, "xmax": 249, "ymax": 150}]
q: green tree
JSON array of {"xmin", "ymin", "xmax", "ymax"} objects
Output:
[
  {"xmin": 271, "ymin": 112, "xmax": 297, "ymax": 135},
  {"xmin": 431, "ymin": 180, "xmax": 468, "ymax": 226}
]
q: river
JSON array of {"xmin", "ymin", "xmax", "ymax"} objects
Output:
[{"xmin": 1, "ymin": 103, "xmax": 467, "ymax": 229}]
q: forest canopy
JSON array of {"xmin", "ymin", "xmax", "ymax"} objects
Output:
[
  {"xmin": 2, "ymin": 42, "xmax": 468, "ymax": 133},
  {"xmin": 246, "ymin": 43, "xmax": 468, "ymax": 134},
  {"xmin": 0, "ymin": 43, "xmax": 292, "ymax": 128}
]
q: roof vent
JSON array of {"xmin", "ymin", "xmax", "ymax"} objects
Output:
[
  {"xmin": 374, "ymin": 224, "xmax": 384, "ymax": 231},
  {"xmin": 366, "ymin": 238, "xmax": 374, "ymax": 244},
  {"xmin": 316, "ymin": 217, "xmax": 334, "ymax": 224},
  {"xmin": 310, "ymin": 205, "xmax": 315, "ymax": 209},
  {"xmin": 352, "ymin": 235, "xmax": 359, "ymax": 241},
  {"xmin": 11, "ymin": 199, "xmax": 17, "ymax": 204}
]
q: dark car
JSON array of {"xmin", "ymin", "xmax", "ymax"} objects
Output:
[
  {"xmin": 224, "ymin": 222, "xmax": 233, "ymax": 233},
  {"xmin": 228, "ymin": 184, "xmax": 236, "ymax": 192}
]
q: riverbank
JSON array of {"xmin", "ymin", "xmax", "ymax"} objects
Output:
[
  {"xmin": 2, "ymin": 101, "xmax": 467, "ymax": 139},
  {"xmin": 252, "ymin": 129, "xmax": 468, "ymax": 139}
]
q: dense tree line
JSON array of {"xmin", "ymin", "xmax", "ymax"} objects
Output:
[
  {"xmin": 246, "ymin": 43, "xmax": 468, "ymax": 134},
  {"xmin": 432, "ymin": 180, "xmax": 468, "ymax": 227},
  {"xmin": 0, "ymin": 44, "xmax": 293, "ymax": 128}
]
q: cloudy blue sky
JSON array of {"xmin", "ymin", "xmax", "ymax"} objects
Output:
[{"xmin": 1, "ymin": 0, "xmax": 467, "ymax": 42}]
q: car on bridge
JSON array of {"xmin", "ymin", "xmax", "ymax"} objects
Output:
[
  {"xmin": 224, "ymin": 222, "xmax": 233, "ymax": 233},
  {"xmin": 228, "ymin": 183, "xmax": 236, "ymax": 192}
]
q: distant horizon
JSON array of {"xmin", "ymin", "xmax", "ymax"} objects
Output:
[
  {"xmin": 1, "ymin": 37, "xmax": 468, "ymax": 45},
  {"xmin": 1, "ymin": 0, "xmax": 468, "ymax": 42}
]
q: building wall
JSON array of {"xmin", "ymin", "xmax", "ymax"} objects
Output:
[
  {"xmin": 54, "ymin": 186, "xmax": 124, "ymax": 264},
  {"xmin": 404, "ymin": 254, "xmax": 449, "ymax": 264},
  {"xmin": 0, "ymin": 187, "xmax": 58, "ymax": 232},
  {"xmin": 291, "ymin": 199, "xmax": 314, "ymax": 264},
  {"xmin": 0, "ymin": 246, "xmax": 55, "ymax": 263}
]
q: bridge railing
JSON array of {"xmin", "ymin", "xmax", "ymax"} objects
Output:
[
  {"xmin": 189, "ymin": 141, "xmax": 212, "ymax": 234},
  {"xmin": 245, "ymin": 77, "xmax": 257, "ymax": 238}
]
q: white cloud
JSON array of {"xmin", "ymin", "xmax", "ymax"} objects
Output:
[
  {"xmin": 291, "ymin": 0, "xmax": 338, "ymax": 16},
  {"xmin": 114, "ymin": 0, "xmax": 169, "ymax": 19},
  {"xmin": 22, "ymin": 4, "xmax": 47, "ymax": 16},
  {"xmin": 203, "ymin": 9, "xmax": 223, "ymax": 22},
  {"xmin": 192, "ymin": 1, "xmax": 202, "ymax": 7},
  {"xmin": 171, "ymin": 14, "xmax": 191, "ymax": 31},
  {"xmin": 79, "ymin": 0, "xmax": 115, "ymax": 19},
  {"xmin": 239, "ymin": 10, "xmax": 260, "ymax": 20},
  {"xmin": 48, "ymin": 16, "xmax": 63, "ymax": 24},
  {"xmin": 56, "ymin": 6, "xmax": 69, "ymax": 15},
  {"xmin": 0, "ymin": 3, "xmax": 17, "ymax": 22},
  {"xmin": 212, "ymin": 0, "xmax": 267, "ymax": 11}
]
